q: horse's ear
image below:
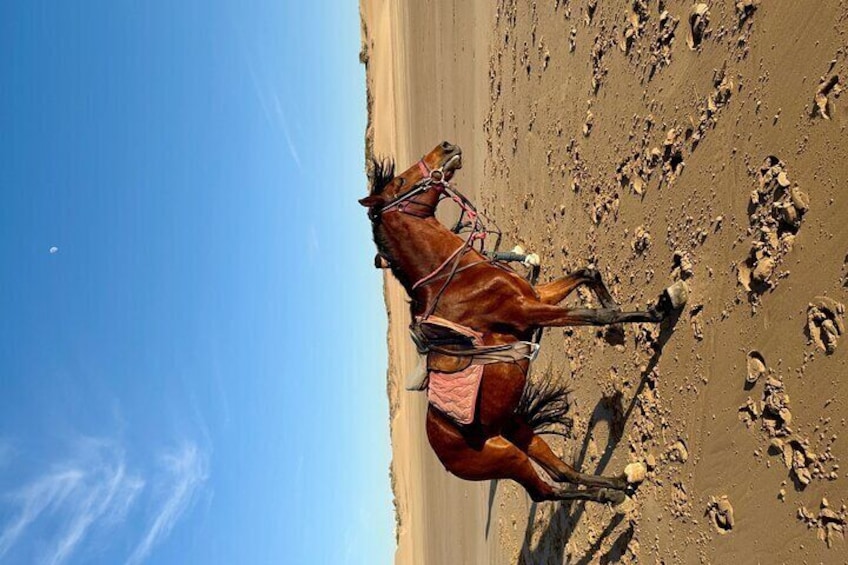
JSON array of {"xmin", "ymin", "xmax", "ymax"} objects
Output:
[{"xmin": 358, "ymin": 195, "xmax": 383, "ymax": 207}]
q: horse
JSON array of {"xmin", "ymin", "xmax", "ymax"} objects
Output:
[{"xmin": 360, "ymin": 141, "xmax": 680, "ymax": 504}]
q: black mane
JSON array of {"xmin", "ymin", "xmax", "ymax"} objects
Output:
[
  {"xmin": 369, "ymin": 157, "xmax": 395, "ymax": 195},
  {"xmin": 365, "ymin": 157, "xmax": 418, "ymax": 303}
]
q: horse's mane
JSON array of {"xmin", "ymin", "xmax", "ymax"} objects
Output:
[
  {"xmin": 369, "ymin": 157, "xmax": 395, "ymax": 195},
  {"xmin": 367, "ymin": 157, "xmax": 419, "ymax": 305}
]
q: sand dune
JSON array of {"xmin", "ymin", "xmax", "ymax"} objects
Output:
[{"xmin": 361, "ymin": 1, "xmax": 848, "ymax": 562}]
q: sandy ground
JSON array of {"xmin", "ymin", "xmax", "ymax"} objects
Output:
[{"xmin": 361, "ymin": 1, "xmax": 848, "ymax": 563}]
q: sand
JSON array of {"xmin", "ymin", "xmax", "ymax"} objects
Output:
[{"xmin": 360, "ymin": 1, "xmax": 848, "ymax": 563}]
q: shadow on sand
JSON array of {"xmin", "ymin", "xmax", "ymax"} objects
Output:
[{"xmin": 507, "ymin": 309, "xmax": 681, "ymax": 564}]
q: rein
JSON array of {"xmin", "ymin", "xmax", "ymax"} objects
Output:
[
  {"xmin": 377, "ymin": 158, "xmax": 492, "ymax": 319},
  {"xmin": 369, "ymin": 155, "xmax": 544, "ymax": 369}
]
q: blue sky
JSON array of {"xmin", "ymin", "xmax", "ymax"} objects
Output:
[{"xmin": 0, "ymin": 1, "xmax": 392, "ymax": 563}]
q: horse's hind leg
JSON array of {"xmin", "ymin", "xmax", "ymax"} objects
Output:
[
  {"xmin": 426, "ymin": 410, "xmax": 622, "ymax": 503},
  {"xmin": 535, "ymin": 267, "xmax": 619, "ymax": 309},
  {"xmin": 505, "ymin": 419, "xmax": 627, "ymax": 491},
  {"xmin": 517, "ymin": 302, "xmax": 662, "ymax": 330}
]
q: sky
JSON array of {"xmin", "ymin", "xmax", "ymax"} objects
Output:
[{"xmin": 0, "ymin": 1, "xmax": 392, "ymax": 563}]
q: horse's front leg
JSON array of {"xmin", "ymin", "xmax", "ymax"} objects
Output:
[{"xmin": 535, "ymin": 267, "xmax": 618, "ymax": 309}]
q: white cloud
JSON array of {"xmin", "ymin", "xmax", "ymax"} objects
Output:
[
  {"xmin": 0, "ymin": 439, "xmax": 144, "ymax": 565},
  {"xmin": 126, "ymin": 443, "xmax": 209, "ymax": 565},
  {"xmin": 47, "ymin": 463, "xmax": 144, "ymax": 565},
  {"xmin": 244, "ymin": 53, "xmax": 302, "ymax": 171},
  {"xmin": 270, "ymin": 90, "xmax": 302, "ymax": 171},
  {"xmin": 0, "ymin": 469, "xmax": 82, "ymax": 559}
]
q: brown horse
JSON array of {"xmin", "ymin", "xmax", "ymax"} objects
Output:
[{"xmin": 361, "ymin": 141, "xmax": 676, "ymax": 504}]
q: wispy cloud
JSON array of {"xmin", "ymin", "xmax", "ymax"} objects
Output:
[
  {"xmin": 270, "ymin": 90, "xmax": 302, "ymax": 171},
  {"xmin": 126, "ymin": 443, "xmax": 209, "ymax": 565},
  {"xmin": 0, "ymin": 469, "xmax": 82, "ymax": 559},
  {"xmin": 0, "ymin": 436, "xmax": 210, "ymax": 565},
  {"xmin": 0, "ymin": 439, "xmax": 144, "ymax": 565},
  {"xmin": 243, "ymin": 51, "xmax": 302, "ymax": 171},
  {"xmin": 48, "ymin": 462, "xmax": 144, "ymax": 565}
]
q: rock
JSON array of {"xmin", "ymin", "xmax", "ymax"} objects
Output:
[
  {"xmin": 669, "ymin": 440, "xmax": 689, "ymax": 463},
  {"xmin": 631, "ymin": 226, "xmax": 652, "ymax": 254},
  {"xmin": 807, "ymin": 297, "xmax": 845, "ymax": 354},
  {"xmin": 790, "ymin": 187, "xmax": 810, "ymax": 213},
  {"xmin": 752, "ymin": 256, "xmax": 775, "ymax": 284},
  {"xmin": 625, "ymin": 462, "xmax": 648, "ymax": 484},
  {"xmin": 673, "ymin": 250, "xmax": 694, "ymax": 279},
  {"xmin": 646, "ymin": 453, "xmax": 657, "ymax": 470}
]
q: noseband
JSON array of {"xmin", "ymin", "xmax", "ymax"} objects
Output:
[{"xmin": 370, "ymin": 158, "xmax": 453, "ymax": 220}]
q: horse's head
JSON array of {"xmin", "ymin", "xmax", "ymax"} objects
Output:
[{"xmin": 359, "ymin": 141, "xmax": 462, "ymax": 215}]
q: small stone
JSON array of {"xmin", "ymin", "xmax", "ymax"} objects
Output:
[
  {"xmin": 625, "ymin": 462, "xmax": 648, "ymax": 484},
  {"xmin": 752, "ymin": 256, "xmax": 775, "ymax": 283},
  {"xmin": 646, "ymin": 453, "xmax": 657, "ymax": 470}
]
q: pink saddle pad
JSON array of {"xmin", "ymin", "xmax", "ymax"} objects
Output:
[{"xmin": 427, "ymin": 364, "xmax": 484, "ymax": 425}]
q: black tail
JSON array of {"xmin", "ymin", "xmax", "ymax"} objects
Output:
[{"xmin": 516, "ymin": 370, "xmax": 572, "ymax": 438}]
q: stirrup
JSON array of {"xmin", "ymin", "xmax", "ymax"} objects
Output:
[{"xmin": 520, "ymin": 341, "xmax": 541, "ymax": 361}]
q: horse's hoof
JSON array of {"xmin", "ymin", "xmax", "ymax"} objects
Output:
[
  {"xmin": 664, "ymin": 281, "xmax": 689, "ymax": 310},
  {"xmin": 598, "ymin": 488, "xmax": 627, "ymax": 505},
  {"xmin": 653, "ymin": 280, "xmax": 688, "ymax": 319}
]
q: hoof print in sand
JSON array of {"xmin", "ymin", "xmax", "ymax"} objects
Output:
[
  {"xmin": 798, "ymin": 500, "xmax": 848, "ymax": 548},
  {"xmin": 843, "ymin": 254, "xmax": 848, "ymax": 287},
  {"xmin": 707, "ymin": 495, "xmax": 735, "ymax": 534},
  {"xmin": 687, "ymin": 4, "xmax": 710, "ymax": 50},
  {"xmin": 738, "ymin": 156, "xmax": 808, "ymax": 300},
  {"xmin": 814, "ymin": 75, "xmax": 842, "ymax": 120},
  {"xmin": 773, "ymin": 436, "xmax": 817, "ymax": 487},
  {"xmin": 746, "ymin": 350, "xmax": 767, "ymax": 385},
  {"xmin": 807, "ymin": 297, "xmax": 845, "ymax": 354}
]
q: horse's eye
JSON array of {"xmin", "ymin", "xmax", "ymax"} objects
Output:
[{"xmin": 397, "ymin": 178, "xmax": 406, "ymax": 187}]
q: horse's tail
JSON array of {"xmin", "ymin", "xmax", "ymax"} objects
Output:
[{"xmin": 516, "ymin": 373, "xmax": 572, "ymax": 438}]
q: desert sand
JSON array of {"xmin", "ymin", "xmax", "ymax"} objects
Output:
[{"xmin": 360, "ymin": 1, "xmax": 848, "ymax": 563}]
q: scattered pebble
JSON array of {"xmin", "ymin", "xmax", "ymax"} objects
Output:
[
  {"xmin": 798, "ymin": 502, "xmax": 847, "ymax": 547},
  {"xmin": 737, "ymin": 156, "xmax": 808, "ymax": 301},
  {"xmin": 631, "ymin": 226, "xmax": 652, "ymax": 254}
]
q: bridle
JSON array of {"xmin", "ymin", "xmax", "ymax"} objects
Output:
[
  {"xmin": 369, "ymin": 156, "xmax": 505, "ymax": 319},
  {"xmin": 371, "ymin": 158, "xmax": 462, "ymax": 220},
  {"xmin": 368, "ymin": 154, "xmax": 543, "ymax": 355}
]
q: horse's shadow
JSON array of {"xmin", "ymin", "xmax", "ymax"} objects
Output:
[{"xmin": 508, "ymin": 310, "xmax": 680, "ymax": 564}]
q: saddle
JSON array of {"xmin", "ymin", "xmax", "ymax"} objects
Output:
[{"xmin": 405, "ymin": 316, "xmax": 540, "ymax": 425}]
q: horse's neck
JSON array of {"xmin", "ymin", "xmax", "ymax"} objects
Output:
[{"xmin": 379, "ymin": 213, "xmax": 464, "ymax": 294}]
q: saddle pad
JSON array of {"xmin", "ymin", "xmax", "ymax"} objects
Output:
[{"xmin": 427, "ymin": 364, "xmax": 484, "ymax": 425}]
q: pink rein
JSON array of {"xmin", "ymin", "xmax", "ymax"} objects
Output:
[{"xmin": 411, "ymin": 159, "xmax": 486, "ymax": 291}]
